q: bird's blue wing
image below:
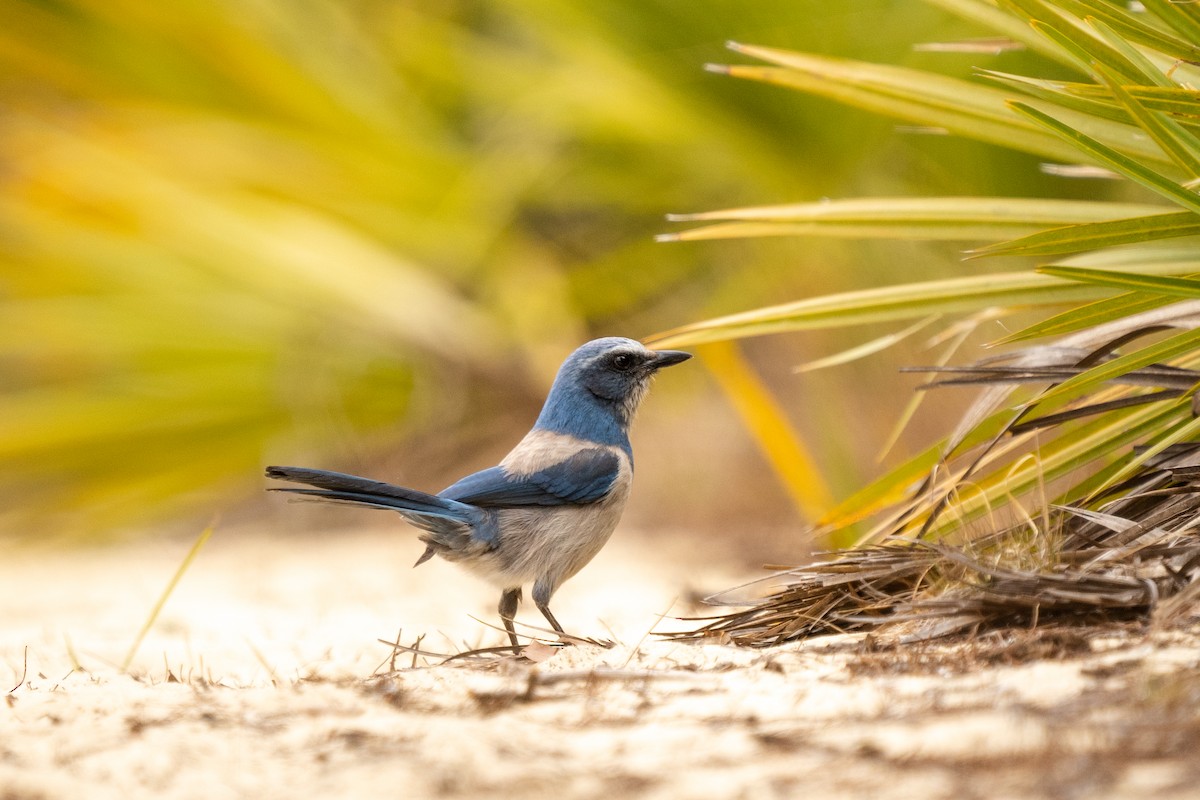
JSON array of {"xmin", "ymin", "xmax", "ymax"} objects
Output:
[{"xmin": 440, "ymin": 448, "xmax": 620, "ymax": 507}]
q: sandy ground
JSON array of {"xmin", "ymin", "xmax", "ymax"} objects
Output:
[{"xmin": 4, "ymin": 524, "xmax": 1200, "ymax": 799}]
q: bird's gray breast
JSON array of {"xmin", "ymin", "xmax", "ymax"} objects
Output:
[
  {"xmin": 466, "ymin": 432, "xmax": 634, "ymax": 589},
  {"xmin": 488, "ymin": 476, "xmax": 631, "ymax": 588}
]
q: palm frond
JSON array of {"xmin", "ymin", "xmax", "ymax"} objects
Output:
[{"xmin": 661, "ymin": 0, "xmax": 1200, "ymax": 639}]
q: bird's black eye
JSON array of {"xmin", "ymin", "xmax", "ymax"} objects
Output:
[{"xmin": 611, "ymin": 353, "xmax": 636, "ymax": 372}]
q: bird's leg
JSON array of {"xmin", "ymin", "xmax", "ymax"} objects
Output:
[
  {"xmin": 535, "ymin": 602, "xmax": 565, "ymax": 635},
  {"xmin": 498, "ymin": 587, "xmax": 522, "ymax": 654},
  {"xmin": 531, "ymin": 580, "xmax": 566, "ymax": 638}
]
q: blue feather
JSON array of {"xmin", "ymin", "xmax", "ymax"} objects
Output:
[
  {"xmin": 265, "ymin": 466, "xmax": 477, "ymax": 522},
  {"xmin": 441, "ymin": 449, "xmax": 619, "ymax": 507}
]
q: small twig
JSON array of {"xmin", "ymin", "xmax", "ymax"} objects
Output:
[
  {"xmin": 388, "ymin": 628, "xmax": 402, "ymax": 672},
  {"xmin": 466, "ymin": 614, "xmax": 613, "ymax": 648},
  {"xmin": 410, "ymin": 634, "xmax": 424, "ymax": 669},
  {"xmin": 50, "ymin": 669, "xmax": 75, "ymax": 693},
  {"xmin": 624, "ymin": 596, "xmax": 676, "ymax": 668},
  {"xmin": 373, "ymin": 637, "xmax": 516, "ymax": 664},
  {"xmin": 9, "ymin": 646, "xmax": 28, "ymax": 694},
  {"xmin": 531, "ymin": 668, "xmax": 714, "ymax": 688},
  {"xmin": 246, "ymin": 640, "xmax": 280, "ymax": 686},
  {"xmin": 372, "ymin": 629, "xmax": 405, "ymax": 675}
]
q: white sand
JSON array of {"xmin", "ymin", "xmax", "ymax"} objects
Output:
[{"xmin": 3, "ymin": 525, "xmax": 1199, "ymax": 799}]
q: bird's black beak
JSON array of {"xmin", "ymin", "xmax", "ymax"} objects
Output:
[{"xmin": 649, "ymin": 349, "xmax": 692, "ymax": 370}]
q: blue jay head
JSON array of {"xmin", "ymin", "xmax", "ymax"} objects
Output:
[{"xmin": 536, "ymin": 337, "xmax": 692, "ymax": 441}]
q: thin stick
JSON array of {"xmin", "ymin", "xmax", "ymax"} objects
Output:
[
  {"xmin": 8, "ymin": 646, "xmax": 28, "ymax": 694},
  {"xmin": 622, "ymin": 597, "xmax": 676, "ymax": 669},
  {"xmin": 246, "ymin": 639, "xmax": 280, "ymax": 686}
]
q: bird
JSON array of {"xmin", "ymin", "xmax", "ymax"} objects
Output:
[{"xmin": 265, "ymin": 337, "xmax": 691, "ymax": 653}]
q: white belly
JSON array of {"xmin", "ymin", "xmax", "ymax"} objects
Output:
[{"xmin": 452, "ymin": 463, "xmax": 632, "ymax": 597}]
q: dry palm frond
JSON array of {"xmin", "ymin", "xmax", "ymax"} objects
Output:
[
  {"xmin": 680, "ymin": 447, "xmax": 1200, "ymax": 645},
  {"xmin": 678, "ymin": 325, "xmax": 1200, "ymax": 646},
  {"xmin": 859, "ymin": 307, "xmax": 1200, "ymax": 544}
]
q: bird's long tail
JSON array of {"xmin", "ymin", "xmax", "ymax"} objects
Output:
[{"xmin": 264, "ymin": 466, "xmax": 476, "ymax": 523}]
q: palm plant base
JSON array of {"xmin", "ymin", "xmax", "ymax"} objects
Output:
[{"xmin": 678, "ymin": 443, "xmax": 1200, "ymax": 647}]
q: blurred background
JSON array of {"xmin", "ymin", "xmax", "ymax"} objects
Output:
[{"xmin": 1, "ymin": 0, "xmax": 1110, "ymax": 561}]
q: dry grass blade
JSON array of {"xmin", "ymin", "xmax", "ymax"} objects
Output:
[{"xmin": 122, "ymin": 522, "xmax": 215, "ymax": 672}]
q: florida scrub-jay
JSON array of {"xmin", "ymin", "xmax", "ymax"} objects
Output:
[{"xmin": 266, "ymin": 337, "xmax": 691, "ymax": 651}]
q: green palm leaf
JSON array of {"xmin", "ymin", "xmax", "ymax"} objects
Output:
[
  {"xmin": 655, "ymin": 0, "xmax": 1200, "ymax": 562},
  {"xmin": 970, "ymin": 211, "xmax": 1200, "ymax": 258},
  {"xmin": 714, "ymin": 43, "xmax": 1170, "ymax": 167},
  {"xmin": 661, "ymin": 197, "xmax": 1167, "ymax": 243}
]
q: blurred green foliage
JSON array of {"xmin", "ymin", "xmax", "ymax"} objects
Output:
[{"xmin": 0, "ymin": 0, "xmax": 1102, "ymax": 536}]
